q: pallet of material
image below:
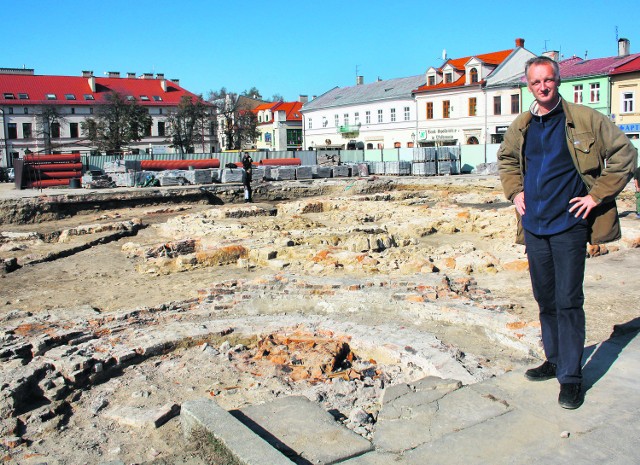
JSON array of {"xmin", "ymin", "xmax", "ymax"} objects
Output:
[
  {"xmin": 221, "ymin": 168, "xmax": 244, "ymax": 183},
  {"xmin": 295, "ymin": 166, "xmax": 313, "ymax": 180},
  {"xmin": 103, "ymin": 160, "xmax": 142, "ymax": 173},
  {"xmin": 332, "ymin": 166, "xmax": 350, "ymax": 177},
  {"xmin": 267, "ymin": 167, "xmax": 296, "ymax": 181},
  {"xmin": 311, "ymin": 166, "xmax": 332, "ymax": 178},
  {"xmin": 385, "ymin": 161, "xmax": 411, "ymax": 176}
]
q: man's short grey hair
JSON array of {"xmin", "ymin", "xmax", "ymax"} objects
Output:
[{"xmin": 525, "ymin": 56, "xmax": 561, "ymax": 83}]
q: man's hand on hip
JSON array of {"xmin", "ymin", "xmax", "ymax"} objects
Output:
[
  {"xmin": 569, "ymin": 195, "xmax": 598, "ymax": 219},
  {"xmin": 514, "ymin": 191, "xmax": 526, "ymax": 216}
]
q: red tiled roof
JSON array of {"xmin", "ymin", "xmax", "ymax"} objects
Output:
[
  {"xmin": 0, "ymin": 72, "xmax": 202, "ymax": 106},
  {"xmin": 610, "ymin": 56, "xmax": 640, "ymax": 75},
  {"xmin": 252, "ymin": 101, "xmax": 303, "ymax": 123},
  {"xmin": 414, "ymin": 49, "xmax": 513, "ymax": 93},
  {"xmin": 559, "ymin": 53, "xmax": 640, "ymax": 78}
]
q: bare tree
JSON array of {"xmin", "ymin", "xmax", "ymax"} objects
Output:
[
  {"xmin": 81, "ymin": 92, "xmax": 152, "ymax": 154},
  {"xmin": 166, "ymin": 96, "xmax": 211, "ymax": 154},
  {"xmin": 35, "ymin": 106, "xmax": 67, "ymax": 154},
  {"xmin": 208, "ymin": 88, "xmax": 261, "ymax": 150}
]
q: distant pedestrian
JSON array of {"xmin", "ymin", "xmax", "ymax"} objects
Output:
[
  {"xmin": 634, "ymin": 166, "xmax": 640, "ymax": 219},
  {"xmin": 498, "ymin": 56, "xmax": 637, "ymax": 409},
  {"xmin": 241, "ymin": 152, "xmax": 253, "ymax": 203}
]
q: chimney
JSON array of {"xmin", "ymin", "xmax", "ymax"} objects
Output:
[
  {"xmin": 542, "ymin": 50, "xmax": 560, "ymax": 61},
  {"xmin": 312, "ymin": 95, "xmax": 317, "ymax": 100},
  {"xmin": 127, "ymin": 72, "xmax": 136, "ymax": 79},
  {"xmin": 299, "ymin": 94, "xmax": 308, "ymax": 104},
  {"xmin": 142, "ymin": 73, "xmax": 153, "ymax": 79},
  {"xmin": 356, "ymin": 75, "xmax": 364, "ymax": 85},
  {"xmin": 377, "ymin": 76, "xmax": 382, "ymax": 82},
  {"xmin": 515, "ymin": 38, "xmax": 525, "ymax": 48},
  {"xmin": 618, "ymin": 38, "xmax": 630, "ymax": 56},
  {"xmin": 82, "ymin": 70, "xmax": 93, "ymax": 78},
  {"xmin": 88, "ymin": 75, "xmax": 96, "ymax": 92},
  {"xmin": 161, "ymin": 79, "xmax": 167, "ymax": 92},
  {"xmin": 171, "ymin": 78, "xmax": 180, "ymax": 85},
  {"xmin": 156, "ymin": 73, "xmax": 164, "ymax": 80},
  {"xmin": 107, "ymin": 71, "xmax": 120, "ymax": 78}
]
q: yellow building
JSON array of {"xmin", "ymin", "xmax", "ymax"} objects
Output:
[{"xmin": 610, "ymin": 55, "xmax": 640, "ymax": 139}]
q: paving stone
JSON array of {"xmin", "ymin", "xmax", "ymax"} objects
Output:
[
  {"xmin": 237, "ymin": 395, "xmax": 373, "ymax": 464},
  {"xmin": 104, "ymin": 403, "xmax": 180, "ymax": 428},
  {"xmin": 181, "ymin": 398, "xmax": 293, "ymax": 465}
]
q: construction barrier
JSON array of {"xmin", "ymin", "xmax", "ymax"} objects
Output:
[
  {"xmin": 140, "ymin": 159, "xmax": 220, "ymax": 170},
  {"xmin": 259, "ymin": 158, "xmax": 301, "ymax": 166}
]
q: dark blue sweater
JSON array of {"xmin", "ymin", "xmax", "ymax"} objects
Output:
[{"xmin": 522, "ymin": 104, "xmax": 587, "ymax": 235}]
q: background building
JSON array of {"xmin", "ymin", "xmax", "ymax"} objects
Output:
[{"xmin": 0, "ymin": 68, "xmax": 214, "ymax": 166}]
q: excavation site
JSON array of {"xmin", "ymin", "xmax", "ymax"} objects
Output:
[{"xmin": 1, "ymin": 175, "xmax": 639, "ymax": 464}]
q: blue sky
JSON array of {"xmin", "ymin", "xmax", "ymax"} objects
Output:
[{"xmin": 6, "ymin": 0, "xmax": 637, "ymax": 101}]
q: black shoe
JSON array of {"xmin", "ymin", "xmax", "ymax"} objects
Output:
[
  {"xmin": 559, "ymin": 383, "xmax": 583, "ymax": 409},
  {"xmin": 524, "ymin": 361, "xmax": 557, "ymax": 381}
]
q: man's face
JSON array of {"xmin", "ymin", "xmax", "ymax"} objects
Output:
[{"xmin": 527, "ymin": 62, "xmax": 559, "ymax": 108}]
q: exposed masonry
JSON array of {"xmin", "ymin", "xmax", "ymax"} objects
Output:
[{"xmin": 0, "ymin": 272, "xmax": 541, "ymax": 442}]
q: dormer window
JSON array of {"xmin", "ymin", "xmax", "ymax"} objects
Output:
[
  {"xmin": 65, "ymin": 94, "xmax": 76, "ymax": 100},
  {"xmin": 126, "ymin": 95, "xmax": 135, "ymax": 101},
  {"xmin": 470, "ymin": 68, "xmax": 478, "ymax": 83},
  {"xmin": 428, "ymin": 75, "xmax": 435, "ymax": 86},
  {"xmin": 3, "ymin": 93, "xmax": 15, "ymax": 99},
  {"xmin": 18, "ymin": 93, "xmax": 29, "ymax": 100},
  {"xmin": 140, "ymin": 95, "xmax": 150, "ymax": 101},
  {"xmin": 84, "ymin": 94, "xmax": 95, "ymax": 100},
  {"xmin": 46, "ymin": 94, "xmax": 56, "ymax": 100},
  {"xmin": 444, "ymin": 73, "xmax": 453, "ymax": 83},
  {"xmin": 152, "ymin": 96, "xmax": 163, "ymax": 101}
]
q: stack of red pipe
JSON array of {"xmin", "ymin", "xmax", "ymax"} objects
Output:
[{"xmin": 24, "ymin": 154, "xmax": 83, "ymax": 188}]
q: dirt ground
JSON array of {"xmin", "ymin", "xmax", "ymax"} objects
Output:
[{"xmin": 0, "ymin": 176, "xmax": 638, "ymax": 465}]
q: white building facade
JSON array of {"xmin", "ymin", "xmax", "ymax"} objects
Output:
[{"xmin": 301, "ymin": 75, "xmax": 425, "ymax": 150}]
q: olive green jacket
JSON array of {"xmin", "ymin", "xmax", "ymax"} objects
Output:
[{"xmin": 498, "ymin": 98, "xmax": 638, "ymax": 245}]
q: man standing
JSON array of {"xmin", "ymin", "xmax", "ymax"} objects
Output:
[
  {"xmin": 241, "ymin": 152, "xmax": 254, "ymax": 203},
  {"xmin": 498, "ymin": 56, "xmax": 637, "ymax": 409}
]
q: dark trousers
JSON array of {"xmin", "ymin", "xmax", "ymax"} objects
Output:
[
  {"xmin": 524, "ymin": 222, "xmax": 588, "ymax": 384},
  {"xmin": 243, "ymin": 170, "xmax": 252, "ymax": 201}
]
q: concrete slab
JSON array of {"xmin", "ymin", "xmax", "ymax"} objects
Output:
[
  {"xmin": 236, "ymin": 395, "xmax": 373, "ymax": 465},
  {"xmin": 181, "ymin": 398, "xmax": 293, "ymax": 465}
]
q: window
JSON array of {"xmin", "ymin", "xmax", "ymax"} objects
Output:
[
  {"xmin": 126, "ymin": 95, "xmax": 135, "ymax": 101},
  {"xmin": 22, "ymin": 123, "xmax": 32, "ymax": 139},
  {"xmin": 322, "ymin": 117, "xmax": 328, "ymax": 127},
  {"xmin": 3, "ymin": 93, "xmax": 15, "ymax": 99},
  {"xmin": 343, "ymin": 113, "xmax": 349, "ymax": 126},
  {"xmin": 426, "ymin": 102, "xmax": 433, "ymax": 119},
  {"xmin": 7, "ymin": 108, "xmax": 12, "ymax": 114},
  {"xmin": 377, "ymin": 109, "xmax": 383, "ymax": 123},
  {"xmin": 84, "ymin": 94, "xmax": 95, "ymax": 100},
  {"xmin": 334, "ymin": 114, "xmax": 339, "ymax": 127},
  {"xmin": 443, "ymin": 100, "xmax": 450, "ymax": 118},
  {"xmin": 65, "ymin": 94, "xmax": 76, "ymax": 100},
  {"xmin": 394, "ymin": 142, "xmax": 401, "ymax": 148},
  {"xmin": 573, "ymin": 85, "xmax": 583, "ymax": 104},
  {"xmin": 144, "ymin": 123, "xmax": 152, "ymax": 137},
  {"xmin": 444, "ymin": 73, "xmax": 452, "ymax": 83},
  {"xmin": 354, "ymin": 112, "xmax": 359, "ymax": 125},
  {"xmin": 622, "ymin": 92, "xmax": 634, "ymax": 113},
  {"xmin": 470, "ymin": 68, "xmax": 478, "ymax": 83},
  {"xmin": 258, "ymin": 115, "xmax": 262, "ymax": 123},
  {"xmin": 70, "ymin": 123, "xmax": 79, "ymax": 138},
  {"xmin": 264, "ymin": 113, "xmax": 269, "ymax": 122},
  {"xmin": 404, "ymin": 106, "xmax": 410, "ymax": 121},
  {"xmin": 590, "ymin": 83, "xmax": 600, "ymax": 103},
  {"xmin": 493, "ymin": 96, "xmax": 501, "ymax": 115},
  {"xmin": 7, "ymin": 123, "xmax": 17, "ymax": 139},
  {"xmin": 51, "ymin": 122, "xmax": 61, "ymax": 138},
  {"xmin": 70, "ymin": 108, "xmax": 75, "ymax": 114},
  {"xmin": 18, "ymin": 93, "xmax": 29, "ymax": 100},
  {"xmin": 24, "ymin": 108, "xmax": 28, "ymax": 114},
  {"xmin": 152, "ymin": 96, "xmax": 163, "ymax": 101},
  {"xmin": 428, "ymin": 75, "xmax": 435, "ymax": 86},
  {"xmin": 390, "ymin": 108, "xmax": 396, "ymax": 122},
  {"xmin": 140, "ymin": 95, "xmax": 150, "ymax": 101},
  {"xmin": 308, "ymin": 118, "xmax": 313, "ymax": 129},
  {"xmin": 158, "ymin": 121, "xmax": 165, "ymax": 136},
  {"xmin": 468, "ymin": 97, "xmax": 477, "ymax": 116},
  {"xmin": 46, "ymin": 94, "xmax": 56, "ymax": 100},
  {"xmin": 511, "ymin": 94, "xmax": 519, "ymax": 114},
  {"xmin": 365, "ymin": 111, "xmax": 371, "ymax": 124}
]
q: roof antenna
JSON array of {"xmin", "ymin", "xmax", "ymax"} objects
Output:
[{"xmin": 442, "ymin": 49, "xmax": 447, "ymax": 61}]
